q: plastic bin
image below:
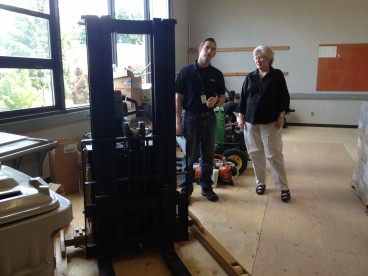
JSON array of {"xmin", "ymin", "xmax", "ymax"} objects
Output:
[
  {"xmin": 0, "ymin": 164, "xmax": 73, "ymax": 276},
  {"xmin": 0, "ymin": 132, "xmax": 57, "ymax": 177}
]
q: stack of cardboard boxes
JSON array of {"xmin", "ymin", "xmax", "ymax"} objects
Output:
[
  {"xmin": 49, "ymin": 139, "xmax": 80, "ymax": 195},
  {"xmin": 352, "ymin": 101, "xmax": 368, "ymax": 206},
  {"xmin": 142, "ymin": 83, "xmax": 152, "ymax": 105},
  {"xmin": 113, "ymin": 69, "xmax": 142, "ymax": 108}
]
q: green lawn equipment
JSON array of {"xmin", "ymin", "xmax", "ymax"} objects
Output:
[
  {"xmin": 214, "ymin": 105, "xmax": 249, "ymax": 175},
  {"xmin": 176, "ymin": 97, "xmax": 249, "ymax": 186}
]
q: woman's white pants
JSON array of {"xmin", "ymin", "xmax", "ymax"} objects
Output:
[{"xmin": 243, "ymin": 122, "xmax": 289, "ymax": 191}]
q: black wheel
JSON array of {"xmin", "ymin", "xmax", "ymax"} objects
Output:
[{"xmin": 222, "ymin": 148, "xmax": 248, "ymax": 174}]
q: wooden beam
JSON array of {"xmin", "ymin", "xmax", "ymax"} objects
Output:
[
  {"xmin": 54, "ymin": 232, "xmax": 68, "ymax": 276},
  {"xmin": 189, "ymin": 46, "xmax": 289, "ymax": 53},
  {"xmin": 223, "ymin": 72, "xmax": 248, "ymax": 77},
  {"xmin": 223, "ymin": 72, "xmax": 289, "ymax": 77},
  {"xmin": 188, "ymin": 210, "xmax": 251, "ymax": 276}
]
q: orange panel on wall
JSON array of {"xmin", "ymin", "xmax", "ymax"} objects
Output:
[{"xmin": 316, "ymin": 43, "xmax": 368, "ymax": 91}]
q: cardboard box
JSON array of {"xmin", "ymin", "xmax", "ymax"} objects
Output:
[
  {"xmin": 113, "ymin": 69, "xmax": 134, "ymax": 79},
  {"xmin": 125, "ymin": 88, "xmax": 143, "ymax": 107},
  {"xmin": 114, "ymin": 76, "xmax": 143, "ymax": 107},
  {"xmin": 114, "ymin": 76, "xmax": 142, "ymax": 90},
  {"xmin": 49, "ymin": 183, "xmax": 65, "ymax": 195},
  {"xmin": 142, "ymin": 85, "xmax": 152, "ymax": 104},
  {"xmin": 49, "ymin": 139, "xmax": 79, "ymax": 194}
]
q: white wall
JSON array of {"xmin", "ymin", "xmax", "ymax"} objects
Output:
[
  {"xmin": 173, "ymin": 0, "xmax": 368, "ymax": 126},
  {"xmin": 172, "ymin": 0, "xmax": 190, "ymax": 74}
]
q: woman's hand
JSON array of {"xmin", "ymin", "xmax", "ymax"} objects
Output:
[{"xmin": 238, "ymin": 114, "xmax": 245, "ymax": 130}]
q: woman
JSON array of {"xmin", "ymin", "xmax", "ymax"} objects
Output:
[{"xmin": 238, "ymin": 45, "xmax": 291, "ymax": 202}]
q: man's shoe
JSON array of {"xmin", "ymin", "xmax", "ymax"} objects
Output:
[{"xmin": 201, "ymin": 189, "xmax": 219, "ymax": 202}]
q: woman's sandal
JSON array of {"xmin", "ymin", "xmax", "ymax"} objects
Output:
[
  {"xmin": 256, "ymin": 184, "xmax": 266, "ymax": 195},
  {"xmin": 281, "ymin": 190, "xmax": 291, "ymax": 202}
]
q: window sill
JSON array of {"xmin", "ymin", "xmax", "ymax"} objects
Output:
[{"xmin": 0, "ymin": 109, "xmax": 90, "ymax": 134}]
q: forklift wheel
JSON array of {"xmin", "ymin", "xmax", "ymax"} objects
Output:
[{"xmin": 222, "ymin": 148, "xmax": 248, "ymax": 174}]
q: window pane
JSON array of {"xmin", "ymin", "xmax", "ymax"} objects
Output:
[
  {"xmin": 116, "ymin": 43, "xmax": 146, "ymax": 77},
  {"xmin": 59, "ymin": 0, "xmax": 109, "ymax": 108},
  {"xmin": 0, "ymin": 68, "xmax": 54, "ymax": 112},
  {"xmin": 0, "ymin": 9, "xmax": 50, "ymax": 58},
  {"xmin": 150, "ymin": 0, "xmax": 169, "ymax": 19},
  {"xmin": 0, "ymin": 0, "xmax": 49, "ymax": 14},
  {"xmin": 115, "ymin": 0, "xmax": 144, "ymax": 20},
  {"xmin": 114, "ymin": 0, "xmax": 147, "ymax": 82},
  {"xmin": 59, "ymin": 0, "xmax": 109, "ymax": 18}
]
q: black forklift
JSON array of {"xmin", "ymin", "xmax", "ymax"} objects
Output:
[
  {"xmin": 80, "ymin": 16, "xmax": 189, "ymax": 275},
  {"xmin": 74, "ymin": 15, "xmax": 250, "ymax": 276}
]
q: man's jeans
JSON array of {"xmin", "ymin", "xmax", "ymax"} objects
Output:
[{"xmin": 180, "ymin": 110, "xmax": 216, "ymax": 194}]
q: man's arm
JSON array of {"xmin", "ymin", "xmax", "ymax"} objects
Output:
[
  {"xmin": 206, "ymin": 93, "xmax": 225, "ymax": 108},
  {"xmin": 176, "ymin": 93, "xmax": 184, "ymax": 135},
  {"xmin": 216, "ymin": 94, "xmax": 226, "ymax": 107}
]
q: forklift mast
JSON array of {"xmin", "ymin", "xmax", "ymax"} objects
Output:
[{"xmin": 81, "ymin": 16, "xmax": 189, "ymax": 275}]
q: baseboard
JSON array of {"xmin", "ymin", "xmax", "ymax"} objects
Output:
[{"xmin": 287, "ymin": 123, "xmax": 358, "ymax": 128}]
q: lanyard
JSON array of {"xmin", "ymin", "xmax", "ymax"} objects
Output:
[{"xmin": 197, "ymin": 71, "xmax": 205, "ymax": 95}]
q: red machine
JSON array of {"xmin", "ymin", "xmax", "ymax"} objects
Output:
[{"xmin": 194, "ymin": 154, "xmax": 239, "ymax": 185}]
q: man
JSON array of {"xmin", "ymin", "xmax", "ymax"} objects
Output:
[{"xmin": 175, "ymin": 37, "xmax": 226, "ymax": 202}]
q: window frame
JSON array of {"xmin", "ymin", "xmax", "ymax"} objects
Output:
[
  {"xmin": 0, "ymin": 1, "xmax": 69, "ymax": 124},
  {"xmin": 0, "ymin": 0, "xmax": 171, "ymax": 126}
]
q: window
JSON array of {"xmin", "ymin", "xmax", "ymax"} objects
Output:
[
  {"xmin": 149, "ymin": 0, "xmax": 169, "ymax": 19},
  {"xmin": 113, "ymin": 0, "xmax": 169, "ymax": 85},
  {"xmin": 114, "ymin": 1, "xmax": 146, "ymax": 79},
  {"xmin": 0, "ymin": 0, "xmax": 170, "ymax": 123},
  {"xmin": 0, "ymin": 1, "xmax": 59, "ymax": 117},
  {"xmin": 59, "ymin": 0, "xmax": 108, "ymax": 108},
  {"xmin": 0, "ymin": 0, "xmax": 49, "ymax": 13}
]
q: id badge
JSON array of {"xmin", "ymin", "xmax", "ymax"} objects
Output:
[{"xmin": 201, "ymin": 94, "xmax": 207, "ymax": 104}]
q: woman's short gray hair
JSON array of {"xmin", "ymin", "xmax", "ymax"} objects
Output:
[{"xmin": 253, "ymin": 45, "xmax": 274, "ymax": 65}]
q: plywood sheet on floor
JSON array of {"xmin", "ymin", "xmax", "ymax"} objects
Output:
[
  {"xmin": 184, "ymin": 170, "xmax": 266, "ymax": 275},
  {"xmin": 173, "ymin": 171, "xmax": 263, "ymax": 275},
  {"xmin": 252, "ymin": 141, "xmax": 368, "ymax": 275},
  {"xmin": 63, "ymin": 132, "xmax": 368, "ymax": 276}
]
